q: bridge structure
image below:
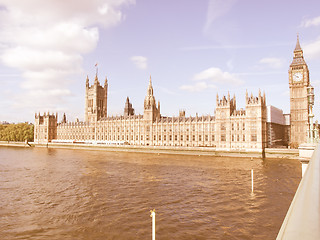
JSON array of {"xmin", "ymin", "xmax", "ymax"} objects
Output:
[{"xmin": 277, "ymin": 143, "xmax": 320, "ymax": 239}]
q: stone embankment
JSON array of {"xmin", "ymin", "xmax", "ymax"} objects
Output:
[
  {"xmin": 0, "ymin": 141, "xmax": 299, "ymax": 159},
  {"xmin": 0, "ymin": 141, "xmax": 33, "ymax": 148},
  {"xmin": 15, "ymin": 142, "xmax": 299, "ymax": 159}
]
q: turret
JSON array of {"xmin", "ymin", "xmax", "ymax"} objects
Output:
[
  {"xmin": 124, "ymin": 96, "xmax": 135, "ymax": 117},
  {"xmin": 62, "ymin": 113, "xmax": 67, "ymax": 123},
  {"xmin": 216, "ymin": 92, "xmax": 236, "ymax": 117},
  {"xmin": 291, "ymin": 34, "xmax": 307, "ymax": 66},
  {"xmin": 94, "ymin": 73, "xmax": 99, "ymax": 85},
  {"xmin": 104, "ymin": 76, "xmax": 108, "ymax": 88},
  {"xmin": 144, "ymin": 76, "xmax": 160, "ymax": 122},
  {"xmin": 86, "ymin": 75, "xmax": 89, "ymax": 88}
]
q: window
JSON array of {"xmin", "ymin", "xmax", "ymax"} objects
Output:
[
  {"xmin": 221, "ymin": 134, "xmax": 226, "ymax": 141},
  {"xmin": 181, "ymin": 135, "xmax": 183, "ymax": 141},
  {"xmin": 212, "ymin": 135, "xmax": 215, "ymax": 141},
  {"xmin": 175, "ymin": 135, "xmax": 177, "ymax": 141},
  {"xmin": 232, "ymin": 123, "xmax": 234, "ymax": 130},
  {"xmin": 199, "ymin": 135, "xmax": 202, "ymax": 141},
  {"xmin": 221, "ymin": 123, "xmax": 226, "ymax": 131},
  {"xmin": 251, "ymin": 134, "xmax": 257, "ymax": 142},
  {"xmin": 205, "ymin": 135, "xmax": 208, "ymax": 141}
]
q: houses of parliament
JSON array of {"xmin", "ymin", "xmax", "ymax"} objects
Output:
[{"xmin": 34, "ymin": 36, "xmax": 312, "ymax": 150}]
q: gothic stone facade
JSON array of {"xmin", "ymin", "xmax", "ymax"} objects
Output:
[
  {"xmin": 34, "ymin": 36, "xmax": 311, "ymax": 149},
  {"xmin": 34, "ymin": 75, "xmax": 267, "ymax": 150},
  {"xmin": 289, "ymin": 36, "xmax": 310, "ymax": 148}
]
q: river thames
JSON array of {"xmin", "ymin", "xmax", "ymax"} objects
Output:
[{"xmin": 0, "ymin": 146, "xmax": 301, "ymax": 239}]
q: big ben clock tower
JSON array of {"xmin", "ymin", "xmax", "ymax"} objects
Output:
[{"xmin": 289, "ymin": 35, "xmax": 310, "ymax": 148}]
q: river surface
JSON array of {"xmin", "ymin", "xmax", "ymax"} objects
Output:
[{"xmin": 0, "ymin": 147, "xmax": 301, "ymax": 240}]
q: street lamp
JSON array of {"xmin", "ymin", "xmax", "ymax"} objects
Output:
[{"xmin": 307, "ymin": 85, "xmax": 315, "ymax": 143}]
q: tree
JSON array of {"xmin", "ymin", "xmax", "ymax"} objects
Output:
[{"xmin": 0, "ymin": 123, "xmax": 34, "ymax": 142}]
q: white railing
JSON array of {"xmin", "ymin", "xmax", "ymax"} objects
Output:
[{"xmin": 276, "ymin": 144, "xmax": 320, "ymax": 239}]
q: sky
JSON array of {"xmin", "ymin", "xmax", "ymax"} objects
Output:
[{"xmin": 1, "ymin": 0, "xmax": 320, "ymax": 123}]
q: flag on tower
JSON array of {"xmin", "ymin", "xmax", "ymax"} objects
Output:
[{"xmin": 95, "ymin": 63, "xmax": 98, "ymax": 67}]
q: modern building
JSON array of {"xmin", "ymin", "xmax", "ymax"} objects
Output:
[{"xmin": 266, "ymin": 106, "xmax": 289, "ymax": 148}]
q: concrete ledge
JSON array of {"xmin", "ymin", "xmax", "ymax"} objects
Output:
[
  {"xmin": 26, "ymin": 142, "xmax": 299, "ymax": 159},
  {"xmin": 0, "ymin": 141, "xmax": 300, "ymax": 159},
  {"xmin": 0, "ymin": 141, "xmax": 33, "ymax": 147},
  {"xmin": 298, "ymin": 143, "xmax": 317, "ymax": 159},
  {"xmin": 265, "ymin": 148, "xmax": 299, "ymax": 159}
]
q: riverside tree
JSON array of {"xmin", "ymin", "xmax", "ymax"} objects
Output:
[{"xmin": 0, "ymin": 123, "xmax": 34, "ymax": 142}]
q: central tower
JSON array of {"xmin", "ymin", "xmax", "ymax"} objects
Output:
[
  {"xmin": 289, "ymin": 35, "xmax": 310, "ymax": 148},
  {"xmin": 144, "ymin": 76, "xmax": 160, "ymax": 122},
  {"xmin": 85, "ymin": 74, "xmax": 108, "ymax": 122}
]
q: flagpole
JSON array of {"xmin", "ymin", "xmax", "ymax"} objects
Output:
[{"xmin": 95, "ymin": 63, "xmax": 98, "ymax": 77}]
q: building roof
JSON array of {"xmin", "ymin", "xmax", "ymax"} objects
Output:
[{"xmin": 294, "ymin": 34, "xmax": 302, "ymax": 52}]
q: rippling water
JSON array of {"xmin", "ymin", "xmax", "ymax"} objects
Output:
[{"xmin": 0, "ymin": 147, "xmax": 301, "ymax": 239}]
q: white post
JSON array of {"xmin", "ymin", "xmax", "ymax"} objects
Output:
[
  {"xmin": 150, "ymin": 209, "xmax": 156, "ymax": 240},
  {"xmin": 251, "ymin": 169, "xmax": 254, "ymax": 193}
]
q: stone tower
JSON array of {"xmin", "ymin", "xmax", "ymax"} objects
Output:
[
  {"xmin": 289, "ymin": 35, "xmax": 310, "ymax": 148},
  {"xmin": 144, "ymin": 76, "xmax": 160, "ymax": 122},
  {"xmin": 85, "ymin": 74, "xmax": 108, "ymax": 122},
  {"xmin": 124, "ymin": 97, "xmax": 135, "ymax": 117},
  {"xmin": 34, "ymin": 112, "xmax": 57, "ymax": 143},
  {"xmin": 215, "ymin": 92, "xmax": 236, "ymax": 148},
  {"xmin": 245, "ymin": 90, "xmax": 267, "ymax": 149}
]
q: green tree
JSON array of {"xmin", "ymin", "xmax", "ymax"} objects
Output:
[{"xmin": 0, "ymin": 123, "xmax": 34, "ymax": 142}]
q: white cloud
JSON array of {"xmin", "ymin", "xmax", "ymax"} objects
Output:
[
  {"xmin": 180, "ymin": 82, "xmax": 216, "ymax": 92},
  {"xmin": 203, "ymin": 0, "xmax": 237, "ymax": 35},
  {"xmin": 130, "ymin": 56, "xmax": 147, "ymax": 69},
  {"xmin": 193, "ymin": 67, "xmax": 243, "ymax": 85},
  {"xmin": 0, "ymin": 0, "xmax": 135, "ymax": 112},
  {"xmin": 304, "ymin": 38, "xmax": 320, "ymax": 59},
  {"xmin": 180, "ymin": 67, "xmax": 242, "ymax": 93},
  {"xmin": 301, "ymin": 16, "xmax": 320, "ymax": 28},
  {"xmin": 259, "ymin": 57, "xmax": 285, "ymax": 69}
]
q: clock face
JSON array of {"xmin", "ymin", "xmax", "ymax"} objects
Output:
[{"xmin": 293, "ymin": 72, "xmax": 303, "ymax": 82}]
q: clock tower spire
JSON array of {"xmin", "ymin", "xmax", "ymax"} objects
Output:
[{"xmin": 289, "ymin": 34, "xmax": 310, "ymax": 148}]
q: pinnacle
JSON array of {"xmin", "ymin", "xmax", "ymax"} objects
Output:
[{"xmin": 294, "ymin": 33, "xmax": 302, "ymax": 52}]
